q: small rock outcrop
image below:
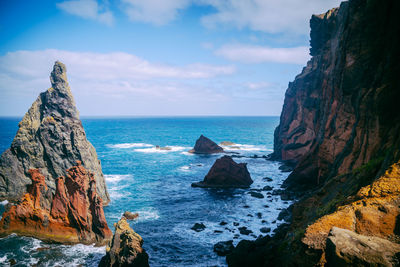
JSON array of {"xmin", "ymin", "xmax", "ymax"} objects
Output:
[
  {"xmin": 0, "ymin": 161, "xmax": 112, "ymax": 245},
  {"xmin": 123, "ymin": 211, "xmax": 139, "ymax": 220},
  {"xmin": 214, "ymin": 240, "xmax": 234, "ymax": 256},
  {"xmin": 191, "ymin": 156, "xmax": 253, "ymax": 188},
  {"xmin": 99, "ymin": 217, "xmax": 149, "ymax": 267},
  {"xmin": 325, "ymin": 227, "xmax": 400, "ymax": 266},
  {"xmin": 0, "ymin": 61, "xmax": 110, "ymax": 205},
  {"xmin": 189, "ymin": 135, "xmax": 224, "ymax": 154}
]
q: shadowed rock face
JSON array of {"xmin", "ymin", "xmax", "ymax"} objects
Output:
[
  {"xmin": 226, "ymin": 0, "xmax": 400, "ymax": 266},
  {"xmin": 192, "ymin": 155, "xmax": 253, "ymax": 188},
  {"xmin": 271, "ymin": 0, "xmax": 400, "ymax": 192},
  {"xmin": 99, "ymin": 217, "xmax": 149, "ymax": 267},
  {"xmin": 0, "ymin": 161, "xmax": 112, "ymax": 245},
  {"xmin": 0, "ymin": 61, "xmax": 110, "ymax": 205},
  {"xmin": 189, "ymin": 135, "xmax": 224, "ymax": 154}
]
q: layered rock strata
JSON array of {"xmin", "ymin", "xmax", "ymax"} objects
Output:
[
  {"xmin": 227, "ymin": 0, "xmax": 400, "ymax": 266},
  {"xmin": 99, "ymin": 217, "xmax": 149, "ymax": 267},
  {"xmin": 0, "ymin": 61, "xmax": 110, "ymax": 204},
  {"xmin": 0, "ymin": 161, "xmax": 112, "ymax": 245},
  {"xmin": 189, "ymin": 135, "xmax": 224, "ymax": 154},
  {"xmin": 192, "ymin": 155, "xmax": 253, "ymax": 188},
  {"xmin": 271, "ymin": 0, "xmax": 400, "ymax": 191}
]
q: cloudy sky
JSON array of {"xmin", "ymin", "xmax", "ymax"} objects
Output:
[{"xmin": 0, "ymin": 0, "xmax": 342, "ymax": 116}]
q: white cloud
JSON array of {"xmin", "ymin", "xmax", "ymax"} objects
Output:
[
  {"xmin": 57, "ymin": 0, "xmax": 114, "ymax": 26},
  {"xmin": 121, "ymin": 0, "xmax": 190, "ymax": 25},
  {"xmin": 200, "ymin": 0, "xmax": 343, "ymax": 34},
  {"xmin": 215, "ymin": 44, "xmax": 309, "ymax": 64}
]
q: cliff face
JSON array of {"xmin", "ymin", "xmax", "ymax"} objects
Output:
[
  {"xmin": 228, "ymin": 0, "xmax": 400, "ymax": 266},
  {"xmin": 0, "ymin": 62, "xmax": 110, "ymax": 204},
  {"xmin": 0, "ymin": 161, "xmax": 112, "ymax": 245},
  {"xmin": 273, "ymin": 0, "xmax": 400, "ymax": 191}
]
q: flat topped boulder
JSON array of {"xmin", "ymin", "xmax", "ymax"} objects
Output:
[
  {"xmin": 192, "ymin": 155, "xmax": 253, "ymax": 188},
  {"xmin": 189, "ymin": 135, "xmax": 224, "ymax": 154}
]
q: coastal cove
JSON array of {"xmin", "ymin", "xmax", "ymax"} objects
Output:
[{"xmin": 0, "ymin": 116, "xmax": 291, "ymax": 266}]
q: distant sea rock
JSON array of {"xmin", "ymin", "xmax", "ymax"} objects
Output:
[
  {"xmin": 191, "ymin": 155, "xmax": 253, "ymax": 188},
  {"xmin": 188, "ymin": 135, "xmax": 224, "ymax": 154},
  {"xmin": 0, "ymin": 161, "xmax": 112, "ymax": 245},
  {"xmin": 99, "ymin": 217, "xmax": 149, "ymax": 267},
  {"xmin": 0, "ymin": 61, "xmax": 110, "ymax": 205}
]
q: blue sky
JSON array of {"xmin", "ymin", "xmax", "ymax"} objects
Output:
[{"xmin": 0, "ymin": 0, "xmax": 342, "ymax": 116}]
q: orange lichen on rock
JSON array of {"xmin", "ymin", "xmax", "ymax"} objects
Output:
[
  {"xmin": 303, "ymin": 160, "xmax": 400, "ymax": 251},
  {"xmin": 0, "ymin": 161, "xmax": 112, "ymax": 245}
]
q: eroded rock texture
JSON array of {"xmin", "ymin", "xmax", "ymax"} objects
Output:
[
  {"xmin": 227, "ymin": 0, "xmax": 400, "ymax": 266},
  {"xmin": 0, "ymin": 61, "xmax": 109, "ymax": 204},
  {"xmin": 272, "ymin": 0, "xmax": 400, "ymax": 191},
  {"xmin": 191, "ymin": 155, "xmax": 253, "ymax": 188},
  {"xmin": 0, "ymin": 161, "xmax": 112, "ymax": 245},
  {"xmin": 99, "ymin": 217, "xmax": 149, "ymax": 267}
]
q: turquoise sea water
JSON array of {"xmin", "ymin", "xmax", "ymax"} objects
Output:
[{"xmin": 0, "ymin": 117, "xmax": 290, "ymax": 266}]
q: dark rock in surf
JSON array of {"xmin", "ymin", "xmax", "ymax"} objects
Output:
[
  {"xmin": 191, "ymin": 156, "xmax": 253, "ymax": 188},
  {"xmin": 188, "ymin": 135, "xmax": 224, "ymax": 154},
  {"xmin": 214, "ymin": 240, "xmax": 234, "ymax": 256}
]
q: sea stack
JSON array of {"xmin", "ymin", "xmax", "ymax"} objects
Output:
[
  {"xmin": 99, "ymin": 217, "xmax": 149, "ymax": 267},
  {"xmin": 0, "ymin": 61, "xmax": 110, "ymax": 205},
  {"xmin": 191, "ymin": 155, "xmax": 253, "ymax": 188},
  {"xmin": 0, "ymin": 161, "xmax": 112, "ymax": 245},
  {"xmin": 189, "ymin": 135, "xmax": 224, "ymax": 154}
]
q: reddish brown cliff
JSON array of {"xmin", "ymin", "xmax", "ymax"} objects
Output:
[
  {"xmin": 272, "ymin": 0, "xmax": 400, "ymax": 191},
  {"xmin": 0, "ymin": 161, "xmax": 112, "ymax": 245}
]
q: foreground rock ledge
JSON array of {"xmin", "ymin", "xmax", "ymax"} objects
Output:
[
  {"xmin": 326, "ymin": 227, "xmax": 400, "ymax": 266},
  {"xmin": 0, "ymin": 61, "xmax": 110, "ymax": 204},
  {"xmin": 192, "ymin": 156, "xmax": 253, "ymax": 188},
  {"xmin": 189, "ymin": 135, "xmax": 224, "ymax": 154},
  {"xmin": 0, "ymin": 161, "xmax": 112, "ymax": 245},
  {"xmin": 99, "ymin": 217, "xmax": 149, "ymax": 267}
]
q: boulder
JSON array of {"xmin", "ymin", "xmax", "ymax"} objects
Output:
[
  {"xmin": 99, "ymin": 217, "xmax": 149, "ymax": 267},
  {"xmin": 191, "ymin": 223, "xmax": 206, "ymax": 232},
  {"xmin": 220, "ymin": 141, "xmax": 236, "ymax": 146},
  {"xmin": 0, "ymin": 161, "xmax": 112, "ymax": 245},
  {"xmin": 188, "ymin": 135, "xmax": 223, "ymax": 154},
  {"xmin": 0, "ymin": 61, "xmax": 109, "ymax": 205},
  {"xmin": 191, "ymin": 156, "xmax": 253, "ymax": 188},
  {"xmin": 213, "ymin": 240, "xmax": 234, "ymax": 256},
  {"xmin": 249, "ymin": 192, "xmax": 264, "ymax": 199},
  {"xmin": 123, "ymin": 211, "xmax": 139, "ymax": 220},
  {"xmin": 325, "ymin": 227, "xmax": 400, "ymax": 266}
]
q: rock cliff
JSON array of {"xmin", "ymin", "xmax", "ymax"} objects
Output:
[
  {"xmin": 227, "ymin": 0, "xmax": 400, "ymax": 266},
  {"xmin": 0, "ymin": 161, "xmax": 112, "ymax": 245},
  {"xmin": 272, "ymin": 0, "xmax": 400, "ymax": 192},
  {"xmin": 99, "ymin": 217, "xmax": 149, "ymax": 267},
  {"xmin": 0, "ymin": 61, "xmax": 110, "ymax": 204}
]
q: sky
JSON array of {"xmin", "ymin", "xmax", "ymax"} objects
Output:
[{"xmin": 0, "ymin": 0, "xmax": 342, "ymax": 116}]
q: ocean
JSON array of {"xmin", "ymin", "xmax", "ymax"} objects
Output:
[{"xmin": 0, "ymin": 116, "xmax": 291, "ymax": 267}]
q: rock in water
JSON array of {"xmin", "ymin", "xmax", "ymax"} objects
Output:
[
  {"xmin": 123, "ymin": 211, "xmax": 139, "ymax": 220},
  {"xmin": 0, "ymin": 61, "xmax": 109, "ymax": 205},
  {"xmin": 214, "ymin": 240, "xmax": 234, "ymax": 256},
  {"xmin": 188, "ymin": 135, "xmax": 224, "ymax": 154},
  {"xmin": 191, "ymin": 156, "xmax": 253, "ymax": 188},
  {"xmin": 0, "ymin": 161, "xmax": 112, "ymax": 245},
  {"xmin": 99, "ymin": 217, "xmax": 149, "ymax": 267},
  {"xmin": 325, "ymin": 227, "xmax": 400, "ymax": 266}
]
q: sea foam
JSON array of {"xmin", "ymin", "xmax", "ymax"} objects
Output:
[{"xmin": 107, "ymin": 143, "xmax": 153, "ymax": 149}]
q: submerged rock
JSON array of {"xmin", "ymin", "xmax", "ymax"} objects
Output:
[
  {"xmin": 188, "ymin": 135, "xmax": 224, "ymax": 154},
  {"xmin": 219, "ymin": 141, "xmax": 236, "ymax": 146},
  {"xmin": 325, "ymin": 227, "xmax": 400, "ymax": 266},
  {"xmin": 248, "ymin": 192, "xmax": 264, "ymax": 199},
  {"xmin": 214, "ymin": 240, "xmax": 234, "ymax": 256},
  {"xmin": 0, "ymin": 161, "xmax": 112, "ymax": 245},
  {"xmin": 0, "ymin": 61, "xmax": 109, "ymax": 205},
  {"xmin": 99, "ymin": 217, "xmax": 149, "ymax": 267},
  {"xmin": 191, "ymin": 156, "xmax": 253, "ymax": 188}
]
